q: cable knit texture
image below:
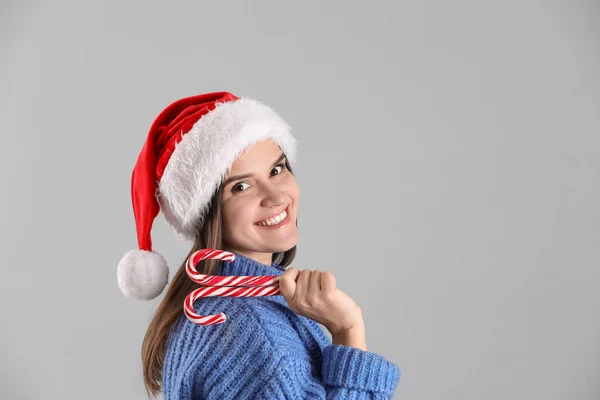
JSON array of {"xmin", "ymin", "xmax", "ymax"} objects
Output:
[{"xmin": 162, "ymin": 253, "xmax": 401, "ymax": 399}]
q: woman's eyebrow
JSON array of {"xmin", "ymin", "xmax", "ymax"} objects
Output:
[{"xmin": 222, "ymin": 152, "xmax": 286, "ymax": 186}]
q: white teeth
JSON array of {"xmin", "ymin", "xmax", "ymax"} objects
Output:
[{"xmin": 258, "ymin": 209, "xmax": 287, "ymax": 226}]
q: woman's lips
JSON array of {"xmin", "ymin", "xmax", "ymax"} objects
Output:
[{"xmin": 255, "ymin": 207, "xmax": 290, "ymax": 229}]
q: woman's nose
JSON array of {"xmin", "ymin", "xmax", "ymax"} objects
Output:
[{"xmin": 260, "ymin": 183, "xmax": 286, "ymax": 206}]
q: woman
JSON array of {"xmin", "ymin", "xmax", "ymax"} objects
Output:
[{"xmin": 116, "ymin": 92, "xmax": 401, "ymax": 399}]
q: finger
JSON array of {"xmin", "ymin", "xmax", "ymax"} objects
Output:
[
  {"xmin": 282, "ymin": 267, "xmax": 300, "ymax": 281},
  {"xmin": 309, "ymin": 270, "xmax": 322, "ymax": 292},
  {"xmin": 321, "ymin": 271, "xmax": 336, "ymax": 293},
  {"xmin": 279, "ymin": 268, "xmax": 300, "ymax": 299},
  {"xmin": 296, "ymin": 269, "xmax": 312, "ymax": 299}
]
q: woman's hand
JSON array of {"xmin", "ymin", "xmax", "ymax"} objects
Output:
[{"xmin": 278, "ymin": 268, "xmax": 364, "ymax": 336}]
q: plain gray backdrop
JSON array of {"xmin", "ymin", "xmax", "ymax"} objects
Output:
[{"xmin": 1, "ymin": 0, "xmax": 599, "ymax": 399}]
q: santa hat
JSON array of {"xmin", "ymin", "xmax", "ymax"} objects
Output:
[{"xmin": 117, "ymin": 92, "xmax": 298, "ymax": 300}]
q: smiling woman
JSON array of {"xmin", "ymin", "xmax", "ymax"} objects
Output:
[{"xmin": 116, "ymin": 92, "xmax": 401, "ymax": 400}]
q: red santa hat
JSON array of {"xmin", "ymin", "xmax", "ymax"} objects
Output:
[{"xmin": 117, "ymin": 91, "xmax": 298, "ymax": 300}]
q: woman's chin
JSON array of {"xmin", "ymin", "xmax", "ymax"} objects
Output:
[{"xmin": 265, "ymin": 231, "xmax": 299, "ymax": 253}]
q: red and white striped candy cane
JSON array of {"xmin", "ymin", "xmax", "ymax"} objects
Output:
[{"xmin": 184, "ymin": 248, "xmax": 281, "ymax": 326}]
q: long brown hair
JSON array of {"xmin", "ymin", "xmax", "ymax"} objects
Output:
[{"xmin": 141, "ymin": 159, "xmax": 297, "ymax": 398}]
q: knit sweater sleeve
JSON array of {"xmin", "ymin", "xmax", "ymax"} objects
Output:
[
  {"xmin": 320, "ymin": 344, "xmax": 401, "ymax": 398},
  {"xmin": 259, "ymin": 345, "xmax": 401, "ymax": 399}
]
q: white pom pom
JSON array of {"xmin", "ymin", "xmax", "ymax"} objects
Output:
[{"xmin": 117, "ymin": 249, "xmax": 169, "ymax": 300}]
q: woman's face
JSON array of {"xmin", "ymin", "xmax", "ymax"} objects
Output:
[{"xmin": 220, "ymin": 139, "xmax": 299, "ymax": 264}]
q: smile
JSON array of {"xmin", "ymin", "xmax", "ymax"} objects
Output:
[{"xmin": 255, "ymin": 207, "xmax": 290, "ymax": 227}]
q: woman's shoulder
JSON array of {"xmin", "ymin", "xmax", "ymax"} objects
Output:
[
  {"xmin": 188, "ymin": 296, "xmax": 301, "ymax": 343},
  {"xmin": 164, "ymin": 298, "xmax": 273, "ymax": 376},
  {"xmin": 167, "ymin": 295, "xmax": 328, "ymax": 360},
  {"xmin": 206, "ymin": 296, "xmax": 329, "ymax": 345},
  {"xmin": 185, "ymin": 295, "xmax": 292, "ymax": 328},
  {"xmin": 162, "ymin": 297, "xmax": 286, "ymax": 398},
  {"xmin": 167, "ymin": 296, "xmax": 293, "ymax": 351}
]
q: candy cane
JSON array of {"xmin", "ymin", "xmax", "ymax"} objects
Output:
[{"xmin": 184, "ymin": 249, "xmax": 281, "ymax": 325}]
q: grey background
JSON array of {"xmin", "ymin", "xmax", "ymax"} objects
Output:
[{"xmin": 1, "ymin": 0, "xmax": 599, "ymax": 399}]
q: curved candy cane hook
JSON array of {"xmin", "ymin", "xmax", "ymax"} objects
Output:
[{"xmin": 184, "ymin": 249, "xmax": 282, "ymax": 325}]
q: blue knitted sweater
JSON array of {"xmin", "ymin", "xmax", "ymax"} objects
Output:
[{"xmin": 162, "ymin": 253, "xmax": 401, "ymax": 399}]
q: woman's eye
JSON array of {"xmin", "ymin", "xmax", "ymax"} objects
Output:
[
  {"xmin": 232, "ymin": 182, "xmax": 249, "ymax": 192},
  {"xmin": 272, "ymin": 163, "xmax": 286, "ymax": 176}
]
